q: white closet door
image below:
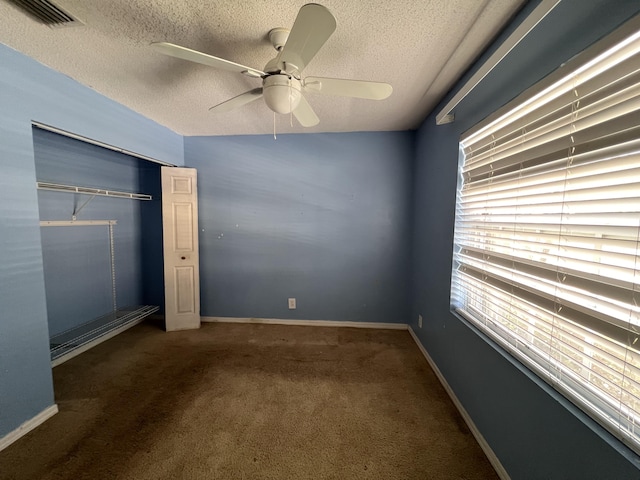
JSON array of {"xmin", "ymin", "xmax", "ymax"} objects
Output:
[{"xmin": 161, "ymin": 166, "xmax": 200, "ymax": 331}]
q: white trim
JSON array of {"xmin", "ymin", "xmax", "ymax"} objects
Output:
[
  {"xmin": 0, "ymin": 404, "xmax": 58, "ymax": 453},
  {"xmin": 51, "ymin": 316, "xmax": 147, "ymax": 367},
  {"xmin": 435, "ymin": 0, "xmax": 561, "ymax": 125},
  {"xmin": 408, "ymin": 327, "xmax": 510, "ymax": 480},
  {"xmin": 202, "ymin": 316, "xmax": 408, "ymax": 330}
]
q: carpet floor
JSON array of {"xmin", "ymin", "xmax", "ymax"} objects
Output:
[{"xmin": 0, "ymin": 321, "xmax": 498, "ymax": 479}]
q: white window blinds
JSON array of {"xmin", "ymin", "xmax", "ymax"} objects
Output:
[{"xmin": 451, "ymin": 15, "xmax": 640, "ymax": 452}]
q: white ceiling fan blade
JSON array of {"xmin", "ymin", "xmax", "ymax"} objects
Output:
[
  {"xmin": 151, "ymin": 42, "xmax": 265, "ymax": 77},
  {"xmin": 293, "ymin": 95, "xmax": 319, "ymax": 127},
  {"xmin": 304, "ymin": 77, "xmax": 393, "ymax": 100},
  {"xmin": 277, "ymin": 4, "xmax": 336, "ymax": 74},
  {"xmin": 209, "ymin": 88, "xmax": 263, "ymax": 113}
]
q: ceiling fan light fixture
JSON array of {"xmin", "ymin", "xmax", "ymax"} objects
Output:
[{"xmin": 263, "ymin": 75, "xmax": 302, "ymax": 114}]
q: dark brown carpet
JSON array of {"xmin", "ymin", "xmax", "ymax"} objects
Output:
[{"xmin": 0, "ymin": 321, "xmax": 498, "ymax": 479}]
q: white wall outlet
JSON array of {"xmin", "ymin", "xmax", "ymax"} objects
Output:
[
  {"xmin": 288, "ymin": 298, "xmax": 296, "ymax": 309},
  {"xmin": 418, "ymin": 314, "xmax": 423, "ymax": 328}
]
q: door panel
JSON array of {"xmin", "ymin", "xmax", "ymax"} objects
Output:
[
  {"xmin": 173, "ymin": 204, "xmax": 194, "ymax": 251},
  {"xmin": 162, "ymin": 166, "xmax": 200, "ymax": 331},
  {"xmin": 175, "ymin": 266, "xmax": 196, "ymax": 314}
]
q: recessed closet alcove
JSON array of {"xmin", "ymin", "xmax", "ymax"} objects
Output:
[{"xmin": 33, "ymin": 126, "xmax": 165, "ymax": 365}]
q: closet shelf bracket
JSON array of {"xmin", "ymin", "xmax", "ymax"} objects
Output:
[{"xmin": 72, "ymin": 194, "xmax": 96, "ymax": 220}]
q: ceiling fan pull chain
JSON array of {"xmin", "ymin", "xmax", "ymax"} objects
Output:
[{"xmin": 273, "ymin": 111, "xmax": 277, "ymax": 140}]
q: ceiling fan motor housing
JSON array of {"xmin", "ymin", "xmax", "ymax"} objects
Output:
[{"xmin": 263, "ymin": 74, "xmax": 302, "ymax": 114}]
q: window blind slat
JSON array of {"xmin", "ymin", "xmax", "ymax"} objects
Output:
[
  {"xmin": 464, "ymin": 115, "xmax": 640, "ymax": 180},
  {"xmin": 457, "ymin": 248, "xmax": 639, "ymax": 317},
  {"xmin": 461, "ymin": 192, "xmax": 640, "ymax": 214},
  {"xmin": 460, "ymin": 211, "xmax": 639, "ymax": 227},
  {"xmin": 459, "ymin": 241, "xmax": 638, "ymax": 288},
  {"xmin": 464, "ymin": 53, "xmax": 640, "ymax": 157},
  {"xmin": 456, "ymin": 228, "xmax": 639, "ymax": 256},
  {"xmin": 463, "ymin": 140, "xmax": 640, "ymax": 197},
  {"xmin": 454, "ymin": 267, "xmax": 635, "ymax": 346},
  {"xmin": 456, "ymin": 221, "xmax": 639, "ymax": 240},
  {"xmin": 462, "ymin": 159, "xmax": 640, "ymax": 201},
  {"xmin": 465, "ymin": 79, "xmax": 640, "ymax": 167}
]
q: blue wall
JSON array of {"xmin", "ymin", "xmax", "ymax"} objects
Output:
[
  {"xmin": 0, "ymin": 43, "xmax": 182, "ymax": 439},
  {"xmin": 185, "ymin": 132, "xmax": 413, "ymax": 323},
  {"xmin": 411, "ymin": 0, "xmax": 640, "ymax": 478}
]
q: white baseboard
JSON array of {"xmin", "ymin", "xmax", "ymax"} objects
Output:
[
  {"xmin": 0, "ymin": 404, "xmax": 58, "ymax": 453},
  {"xmin": 52, "ymin": 316, "xmax": 148, "ymax": 368},
  {"xmin": 202, "ymin": 316, "xmax": 408, "ymax": 330},
  {"xmin": 408, "ymin": 327, "xmax": 510, "ymax": 480}
]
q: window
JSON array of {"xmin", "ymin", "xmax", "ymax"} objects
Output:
[{"xmin": 451, "ymin": 15, "xmax": 640, "ymax": 453}]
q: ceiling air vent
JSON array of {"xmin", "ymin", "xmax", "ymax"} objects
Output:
[{"xmin": 7, "ymin": 0, "xmax": 81, "ymax": 27}]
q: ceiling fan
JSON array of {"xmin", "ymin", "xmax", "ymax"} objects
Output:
[{"xmin": 151, "ymin": 3, "xmax": 392, "ymax": 127}]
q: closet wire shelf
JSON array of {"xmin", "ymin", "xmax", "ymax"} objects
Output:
[
  {"xmin": 49, "ymin": 305, "xmax": 158, "ymax": 363},
  {"xmin": 37, "ymin": 181, "xmax": 152, "ymax": 200}
]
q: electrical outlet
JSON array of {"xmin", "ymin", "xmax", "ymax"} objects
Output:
[
  {"xmin": 288, "ymin": 298, "xmax": 296, "ymax": 309},
  {"xmin": 418, "ymin": 314, "xmax": 423, "ymax": 328}
]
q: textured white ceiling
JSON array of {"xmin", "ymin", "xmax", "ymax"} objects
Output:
[{"xmin": 0, "ymin": 0, "xmax": 525, "ymax": 136}]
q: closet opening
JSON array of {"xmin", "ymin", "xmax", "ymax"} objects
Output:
[{"xmin": 33, "ymin": 126, "xmax": 166, "ymax": 366}]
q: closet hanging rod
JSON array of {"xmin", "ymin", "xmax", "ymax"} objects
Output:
[{"xmin": 37, "ymin": 182, "xmax": 152, "ymax": 200}]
